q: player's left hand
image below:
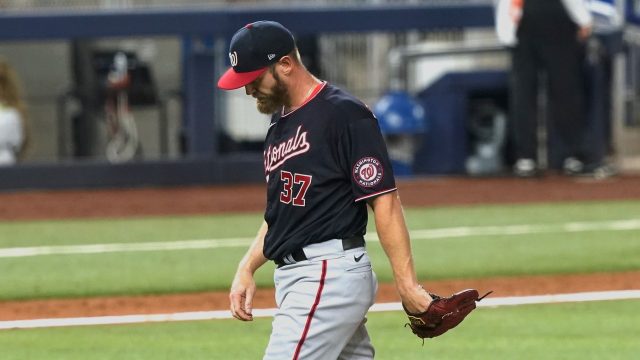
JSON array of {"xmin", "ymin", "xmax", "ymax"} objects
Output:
[
  {"xmin": 403, "ymin": 289, "xmax": 492, "ymax": 340},
  {"xmin": 399, "ymin": 284, "xmax": 432, "ymax": 314},
  {"xmin": 229, "ymin": 270, "xmax": 256, "ymax": 321}
]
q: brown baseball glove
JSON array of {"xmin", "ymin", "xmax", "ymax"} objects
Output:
[{"xmin": 404, "ymin": 289, "xmax": 492, "ymax": 340}]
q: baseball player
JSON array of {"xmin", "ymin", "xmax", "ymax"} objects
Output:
[{"xmin": 218, "ymin": 21, "xmax": 432, "ymax": 359}]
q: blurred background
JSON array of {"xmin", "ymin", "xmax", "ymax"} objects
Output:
[{"xmin": 0, "ymin": 0, "xmax": 639, "ymax": 190}]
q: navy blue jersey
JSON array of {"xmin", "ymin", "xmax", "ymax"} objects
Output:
[{"xmin": 262, "ymin": 83, "xmax": 397, "ymax": 260}]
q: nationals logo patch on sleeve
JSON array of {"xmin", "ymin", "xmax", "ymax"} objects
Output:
[{"xmin": 353, "ymin": 157, "xmax": 384, "ymax": 188}]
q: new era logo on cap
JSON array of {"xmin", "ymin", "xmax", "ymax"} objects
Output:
[{"xmin": 217, "ymin": 21, "xmax": 295, "ymax": 90}]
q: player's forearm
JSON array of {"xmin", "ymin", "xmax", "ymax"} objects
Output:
[
  {"xmin": 236, "ymin": 221, "xmax": 269, "ymax": 275},
  {"xmin": 371, "ymin": 193, "xmax": 420, "ymax": 292}
]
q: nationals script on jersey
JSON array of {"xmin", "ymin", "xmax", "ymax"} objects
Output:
[
  {"xmin": 264, "ymin": 125, "xmax": 310, "ymax": 175},
  {"xmin": 262, "ymin": 82, "xmax": 397, "ymax": 260}
]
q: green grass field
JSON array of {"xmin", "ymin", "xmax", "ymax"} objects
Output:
[
  {"xmin": 0, "ymin": 200, "xmax": 639, "ymax": 359},
  {"xmin": 0, "ymin": 201, "xmax": 638, "ymax": 300}
]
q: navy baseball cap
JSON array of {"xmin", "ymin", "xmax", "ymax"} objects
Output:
[{"xmin": 217, "ymin": 21, "xmax": 295, "ymax": 90}]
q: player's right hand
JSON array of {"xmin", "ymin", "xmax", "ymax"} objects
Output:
[
  {"xmin": 229, "ymin": 271, "xmax": 256, "ymax": 321},
  {"xmin": 577, "ymin": 25, "xmax": 592, "ymax": 41}
]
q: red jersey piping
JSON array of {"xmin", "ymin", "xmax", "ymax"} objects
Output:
[{"xmin": 355, "ymin": 187, "xmax": 398, "ymax": 202}]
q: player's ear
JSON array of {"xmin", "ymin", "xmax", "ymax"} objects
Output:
[{"xmin": 276, "ymin": 55, "xmax": 294, "ymax": 76}]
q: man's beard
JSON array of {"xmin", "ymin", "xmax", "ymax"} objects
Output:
[{"xmin": 256, "ymin": 71, "xmax": 289, "ymax": 114}]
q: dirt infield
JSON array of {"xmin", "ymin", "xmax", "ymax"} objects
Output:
[
  {"xmin": 2, "ymin": 175, "xmax": 640, "ymax": 220},
  {"xmin": 1, "ymin": 175, "xmax": 639, "ymax": 320},
  {"xmin": 2, "ymin": 271, "xmax": 639, "ymax": 321}
]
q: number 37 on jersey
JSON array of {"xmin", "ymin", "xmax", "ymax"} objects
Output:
[{"xmin": 279, "ymin": 171, "xmax": 312, "ymax": 206}]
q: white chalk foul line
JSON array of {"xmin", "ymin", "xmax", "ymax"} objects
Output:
[
  {"xmin": 1, "ymin": 218, "xmax": 639, "ymax": 258},
  {"xmin": 0, "ymin": 238, "xmax": 254, "ymax": 258},
  {"xmin": 1, "ymin": 290, "xmax": 638, "ymax": 330}
]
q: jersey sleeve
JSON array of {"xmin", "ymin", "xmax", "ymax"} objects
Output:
[{"xmin": 341, "ymin": 116, "xmax": 397, "ymax": 202}]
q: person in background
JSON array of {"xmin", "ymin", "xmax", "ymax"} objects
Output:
[
  {"xmin": 0, "ymin": 57, "xmax": 30, "ymax": 165},
  {"xmin": 495, "ymin": 0, "xmax": 603, "ymax": 177}
]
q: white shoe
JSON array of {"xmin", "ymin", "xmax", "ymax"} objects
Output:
[
  {"xmin": 514, "ymin": 159, "xmax": 537, "ymax": 177},
  {"xmin": 563, "ymin": 157, "xmax": 584, "ymax": 175}
]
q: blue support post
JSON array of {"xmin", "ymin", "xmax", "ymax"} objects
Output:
[
  {"xmin": 185, "ymin": 47, "xmax": 216, "ymax": 157},
  {"xmin": 627, "ymin": 0, "xmax": 640, "ymax": 24}
]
